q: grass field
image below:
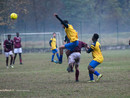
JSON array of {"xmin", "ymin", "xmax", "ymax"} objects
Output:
[{"xmin": 0, "ymin": 50, "xmax": 130, "ymax": 98}]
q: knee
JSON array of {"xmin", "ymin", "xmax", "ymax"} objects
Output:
[
  {"xmin": 88, "ymin": 65, "xmax": 91, "ymax": 70},
  {"xmin": 59, "ymin": 45, "xmax": 65, "ymax": 49}
]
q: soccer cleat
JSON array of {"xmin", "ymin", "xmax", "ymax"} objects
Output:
[
  {"xmin": 10, "ymin": 65, "xmax": 14, "ymax": 68},
  {"xmin": 75, "ymin": 80, "xmax": 79, "ymax": 82},
  {"xmin": 88, "ymin": 80, "xmax": 95, "ymax": 83},
  {"xmin": 54, "ymin": 60, "xmax": 59, "ymax": 63},
  {"xmin": 67, "ymin": 66, "xmax": 74, "ymax": 72},
  {"xmin": 96, "ymin": 74, "xmax": 103, "ymax": 82},
  {"xmin": 20, "ymin": 63, "xmax": 23, "ymax": 65},
  {"xmin": 6, "ymin": 66, "xmax": 9, "ymax": 69},
  {"xmin": 58, "ymin": 61, "xmax": 62, "ymax": 64},
  {"xmin": 51, "ymin": 60, "xmax": 54, "ymax": 62}
]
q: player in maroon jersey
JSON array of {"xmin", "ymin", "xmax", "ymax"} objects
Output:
[
  {"xmin": 3, "ymin": 34, "xmax": 14, "ymax": 68},
  {"xmin": 13, "ymin": 32, "xmax": 23, "ymax": 65},
  {"xmin": 66, "ymin": 41, "xmax": 89, "ymax": 82}
]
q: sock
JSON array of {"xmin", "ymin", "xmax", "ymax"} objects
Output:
[
  {"xmin": 75, "ymin": 69, "xmax": 79, "ymax": 81},
  {"xmin": 51, "ymin": 55, "xmax": 54, "ymax": 61},
  {"xmin": 89, "ymin": 73, "xmax": 94, "ymax": 80},
  {"xmin": 59, "ymin": 55, "xmax": 63, "ymax": 62},
  {"xmin": 56, "ymin": 53, "xmax": 60, "ymax": 61},
  {"xmin": 20, "ymin": 59, "xmax": 22, "ymax": 63},
  {"xmin": 94, "ymin": 71, "xmax": 100, "ymax": 76}
]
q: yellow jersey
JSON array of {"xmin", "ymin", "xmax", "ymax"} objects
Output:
[
  {"xmin": 90, "ymin": 41, "xmax": 104, "ymax": 63},
  {"xmin": 65, "ymin": 24, "xmax": 78, "ymax": 42},
  {"xmin": 50, "ymin": 37, "xmax": 56, "ymax": 50}
]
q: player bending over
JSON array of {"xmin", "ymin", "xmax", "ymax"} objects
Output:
[
  {"xmin": 66, "ymin": 41, "xmax": 89, "ymax": 82},
  {"xmin": 87, "ymin": 33, "xmax": 104, "ymax": 82},
  {"xmin": 49, "ymin": 32, "xmax": 60, "ymax": 62},
  {"xmin": 13, "ymin": 32, "xmax": 23, "ymax": 65},
  {"xmin": 54, "ymin": 13, "xmax": 79, "ymax": 64},
  {"xmin": 3, "ymin": 35, "xmax": 14, "ymax": 68}
]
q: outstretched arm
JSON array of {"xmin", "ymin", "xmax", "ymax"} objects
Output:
[{"xmin": 54, "ymin": 13, "xmax": 68, "ymax": 28}]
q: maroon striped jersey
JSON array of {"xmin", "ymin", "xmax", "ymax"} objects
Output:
[
  {"xmin": 14, "ymin": 37, "xmax": 22, "ymax": 48},
  {"xmin": 3, "ymin": 39, "xmax": 14, "ymax": 52}
]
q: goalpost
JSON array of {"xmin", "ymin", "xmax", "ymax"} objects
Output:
[{"xmin": 1, "ymin": 32, "xmax": 62, "ymax": 54}]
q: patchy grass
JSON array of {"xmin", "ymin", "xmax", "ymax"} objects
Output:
[{"xmin": 0, "ymin": 50, "xmax": 130, "ymax": 98}]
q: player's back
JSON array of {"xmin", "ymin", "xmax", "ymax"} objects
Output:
[
  {"xmin": 92, "ymin": 41, "xmax": 104, "ymax": 63},
  {"xmin": 65, "ymin": 24, "xmax": 78, "ymax": 42}
]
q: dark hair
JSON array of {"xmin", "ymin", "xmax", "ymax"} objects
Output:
[
  {"xmin": 8, "ymin": 34, "xmax": 11, "ymax": 36},
  {"xmin": 93, "ymin": 33, "xmax": 99, "ymax": 40},
  {"xmin": 63, "ymin": 20, "xmax": 68, "ymax": 24},
  {"xmin": 53, "ymin": 32, "xmax": 56, "ymax": 34}
]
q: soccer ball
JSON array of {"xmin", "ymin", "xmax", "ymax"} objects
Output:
[{"xmin": 10, "ymin": 13, "xmax": 18, "ymax": 20}]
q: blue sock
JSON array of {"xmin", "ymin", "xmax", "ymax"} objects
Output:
[
  {"xmin": 89, "ymin": 73, "xmax": 94, "ymax": 80},
  {"xmin": 94, "ymin": 71, "xmax": 100, "ymax": 76},
  {"xmin": 56, "ymin": 53, "xmax": 60, "ymax": 61},
  {"xmin": 51, "ymin": 55, "xmax": 54, "ymax": 61},
  {"xmin": 59, "ymin": 55, "xmax": 63, "ymax": 62}
]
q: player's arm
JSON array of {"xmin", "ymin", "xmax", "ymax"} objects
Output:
[
  {"xmin": 87, "ymin": 44, "xmax": 95, "ymax": 53},
  {"xmin": 64, "ymin": 35, "xmax": 67, "ymax": 44},
  {"xmin": 54, "ymin": 13, "xmax": 68, "ymax": 28},
  {"xmin": 49, "ymin": 40, "xmax": 52, "ymax": 47},
  {"xmin": 3, "ymin": 40, "xmax": 8, "ymax": 51},
  {"xmin": 12, "ymin": 40, "xmax": 14, "ymax": 50}
]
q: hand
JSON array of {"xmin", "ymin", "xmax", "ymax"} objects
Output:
[{"xmin": 54, "ymin": 13, "xmax": 58, "ymax": 17}]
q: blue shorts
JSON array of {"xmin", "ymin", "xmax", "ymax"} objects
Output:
[
  {"xmin": 52, "ymin": 49, "xmax": 58, "ymax": 54},
  {"xmin": 89, "ymin": 60, "xmax": 100, "ymax": 68},
  {"xmin": 65, "ymin": 41, "xmax": 79, "ymax": 51}
]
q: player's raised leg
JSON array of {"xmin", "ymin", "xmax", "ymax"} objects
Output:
[{"xmin": 59, "ymin": 45, "xmax": 65, "ymax": 63}]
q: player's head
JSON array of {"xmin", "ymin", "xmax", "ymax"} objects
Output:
[
  {"xmin": 53, "ymin": 32, "xmax": 56, "ymax": 37},
  {"xmin": 16, "ymin": 32, "xmax": 19, "ymax": 37},
  {"xmin": 7, "ymin": 34, "xmax": 11, "ymax": 40},
  {"xmin": 92, "ymin": 33, "xmax": 99, "ymax": 42},
  {"xmin": 62, "ymin": 20, "xmax": 68, "ymax": 28}
]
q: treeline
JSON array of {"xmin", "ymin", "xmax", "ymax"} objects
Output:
[{"xmin": 0, "ymin": 0, "xmax": 129, "ymax": 33}]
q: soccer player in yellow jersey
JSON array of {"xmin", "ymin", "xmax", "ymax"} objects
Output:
[
  {"xmin": 49, "ymin": 32, "xmax": 60, "ymax": 62},
  {"xmin": 54, "ymin": 13, "xmax": 79, "ymax": 64},
  {"xmin": 87, "ymin": 33, "xmax": 104, "ymax": 82}
]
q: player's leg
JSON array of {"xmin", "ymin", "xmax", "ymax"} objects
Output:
[
  {"xmin": 19, "ymin": 48, "xmax": 23, "ymax": 64},
  {"xmin": 9, "ymin": 51, "xmax": 14, "ymax": 68},
  {"xmin": 88, "ymin": 60, "xmax": 103, "ymax": 82},
  {"xmin": 5, "ymin": 52, "xmax": 9, "ymax": 68},
  {"xmin": 6, "ymin": 57, "xmax": 9, "ymax": 68},
  {"xmin": 59, "ymin": 45, "xmax": 65, "ymax": 63},
  {"xmin": 56, "ymin": 52, "xmax": 60, "ymax": 61},
  {"xmin": 10, "ymin": 55, "xmax": 14, "ymax": 68},
  {"xmin": 13, "ymin": 53, "xmax": 17, "ymax": 64},
  {"xmin": 67, "ymin": 53, "xmax": 75, "ymax": 72},
  {"xmin": 13, "ymin": 48, "xmax": 17, "ymax": 64},
  {"xmin": 19, "ymin": 53, "xmax": 22, "ymax": 64},
  {"xmin": 75, "ymin": 64, "xmax": 79, "ymax": 82},
  {"xmin": 75, "ymin": 54, "xmax": 80, "ymax": 82}
]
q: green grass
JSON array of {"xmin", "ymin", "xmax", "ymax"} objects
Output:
[{"xmin": 0, "ymin": 50, "xmax": 130, "ymax": 98}]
